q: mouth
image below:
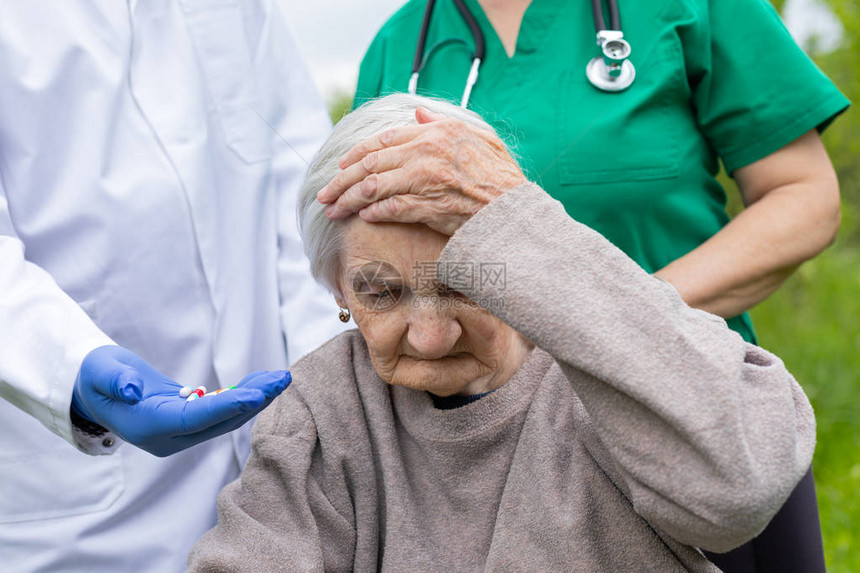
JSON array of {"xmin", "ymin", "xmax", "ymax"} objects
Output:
[{"xmin": 400, "ymin": 352, "xmax": 471, "ymax": 362}]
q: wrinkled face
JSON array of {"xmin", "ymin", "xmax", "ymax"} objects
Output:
[{"xmin": 336, "ymin": 218, "xmax": 532, "ymax": 397}]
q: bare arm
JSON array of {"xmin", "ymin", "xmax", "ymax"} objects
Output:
[{"xmin": 654, "ymin": 130, "xmax": 840, "ymax": 318}]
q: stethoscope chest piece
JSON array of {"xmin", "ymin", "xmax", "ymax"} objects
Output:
[
  {"xmin": 586, "ymin": 30, "xmax": 635, "ymax": 92},
  {"xmin": 586, "ymin": 56, "xmax": 635, "ymax": 92}
]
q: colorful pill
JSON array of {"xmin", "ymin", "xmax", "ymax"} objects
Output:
[
  {"xmin": 203, "ymin": 386, "xmax": 237, "ymax": 397},
  {"xmin": 185, "ymin": 388, "xmax": 205, "ymax": 401}
]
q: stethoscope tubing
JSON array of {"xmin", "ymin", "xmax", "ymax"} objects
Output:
[
  {"xmin": 591, "ymin": 0, "xmax": 621, "ymax": 33},
  {"xmin": 410, "ymin": 0, "xmax": 632, "ymax": 103},
  {"xmin": 412, "ymin": 0, "xmax": 486, "ymax": 77},
  {"xmin": 413, "ymin": 0, "xmax": 436, "ymax": 75},
  {"xmin": 452, "ymin": 0, "xmax": 486, "ymax": 62}
]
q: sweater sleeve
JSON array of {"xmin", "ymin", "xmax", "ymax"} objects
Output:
[
  {"xmin": 437, "ymin": 182, "xmax": 816, "ymax": 553},
  {"xmin": 186, "ymin": 386, "xmax": 356, "ymax": 572}
]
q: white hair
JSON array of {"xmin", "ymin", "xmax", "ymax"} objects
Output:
[{"xmin": 297, "ymin": 93, "xmax": 506, "ymax": 295}]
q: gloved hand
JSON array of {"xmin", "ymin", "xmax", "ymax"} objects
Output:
[{"xmin": 72, "ymin": 345, "xmax": 291, "ymax": 457}]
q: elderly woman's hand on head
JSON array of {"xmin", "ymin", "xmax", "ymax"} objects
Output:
[
  {"xmin": 298, "ymin": 95, "xmax": 535, "ymax": 399},
  {"xmin": 317, "ymin": 107, "xmax": 527, "ymax": 236}
]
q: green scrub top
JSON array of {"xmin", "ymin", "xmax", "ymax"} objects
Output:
[{"xmin": 354, "ymin": 0, "xmax": 849, "ymax": 343}]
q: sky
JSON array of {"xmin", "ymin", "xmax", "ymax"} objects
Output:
[
  {"xmin": 280, "ymin": 0, "xmax": 404, "ymax": 98},
  {"xmin": 280, "ymin": 0, "xmax": 842, "ymax": 100}
]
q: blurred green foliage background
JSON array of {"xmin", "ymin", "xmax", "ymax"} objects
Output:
[
  {"xmin": 325, "ymin": 1, "xmax": 859, "ymax": 568},
  {"xmin": 750, "ymin": 1, "xmax": 860, "ymax": 569}
]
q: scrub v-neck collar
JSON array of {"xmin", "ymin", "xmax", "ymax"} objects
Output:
[
  {"xmin": 460, "ymin": 0, "xmax": 562, "ymax": 62},
  {"xmin": 458, "ymin": 0, "xmax": 566, "ymax": 112}
]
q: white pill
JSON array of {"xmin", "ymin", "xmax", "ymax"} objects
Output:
[
  {"xmin": 186, "ymin": 393, "xmax": 199, "ymax": 402},
  {"xmin": 179, "ymin": 386, "xmax": 193, "ymax": 398}
]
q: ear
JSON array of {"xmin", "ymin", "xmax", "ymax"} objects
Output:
[{"xmin": 334, "ymin": 293, "xmax": 347, "ymax": 309}]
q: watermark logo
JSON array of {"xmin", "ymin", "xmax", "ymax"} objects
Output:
[
  {"xmin": 350, "ymin": 261, "xmax": 403, "ymax": 312},
  {"xmin": 350, "ymin": 260, "xmax": 508, "ymax": 313},
  {"xmin": 479, "ymin": 263, "xmax": 506, "ymax": 291},
  {"xmin": 410, "ymin": 294, "xmax": 506, "ymax": 312},
  {"xmin": 412, "ymin": 261, "xmax": 507, "ymax": 311},
  {"xmin": 415, "ymin": 261, "xmax": 507, "ymax": 293}
]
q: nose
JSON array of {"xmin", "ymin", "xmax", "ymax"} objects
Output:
[{"xmin": 405, "ymin": 305, "xmax": 462, "ymax": 360}]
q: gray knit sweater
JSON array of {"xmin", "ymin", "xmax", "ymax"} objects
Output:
[{"xmin": 188, "ymin": 183, "xmax": 814, "ymax": 572}]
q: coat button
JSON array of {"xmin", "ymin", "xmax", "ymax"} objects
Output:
[{"xmin": 102, "ymin": 438, "xmax": 115, "ymax": 448}]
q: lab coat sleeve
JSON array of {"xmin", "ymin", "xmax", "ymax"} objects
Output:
[
  {"xmin": 254, "ymin": 1, "xmax": 348, "ymax": 364},
  {"xmin": 0, "ymin": 174, "xmax": 119, "ymax": 454}
]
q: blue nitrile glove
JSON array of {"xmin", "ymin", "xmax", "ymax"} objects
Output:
[{"xmin": 72, "ymin": 345, "xmax": 291, "ymax": 457}]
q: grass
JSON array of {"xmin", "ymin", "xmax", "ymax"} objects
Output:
[{"xmin": 750, "ymin": 240, "xmax": 860, "ymax": 571}]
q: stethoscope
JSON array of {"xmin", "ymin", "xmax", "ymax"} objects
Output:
[
  {"xmin": 408, "ymin": 0, "xmax": 635, "ymax": 108},
  {"xmin": 586, "ymin": 0, "xmax": 636, "ymax": 92}
]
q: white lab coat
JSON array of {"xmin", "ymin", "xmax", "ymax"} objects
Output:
[{"xmin": 0, "ymin": 0, "xmax": 345, "ymax": 570}]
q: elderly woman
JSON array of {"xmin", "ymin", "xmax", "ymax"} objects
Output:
[{"xmin": 187, "ymin": 94, "xmax": 814, "ymax": 571}]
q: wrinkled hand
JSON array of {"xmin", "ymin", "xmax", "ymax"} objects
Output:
[
  {"xmin": 72, "ymin": 345, "xmax": 291, "ymax": 457},
  {"xmin": 317, "ymin": 107, "xmax": 527, "ymax": 236}
]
